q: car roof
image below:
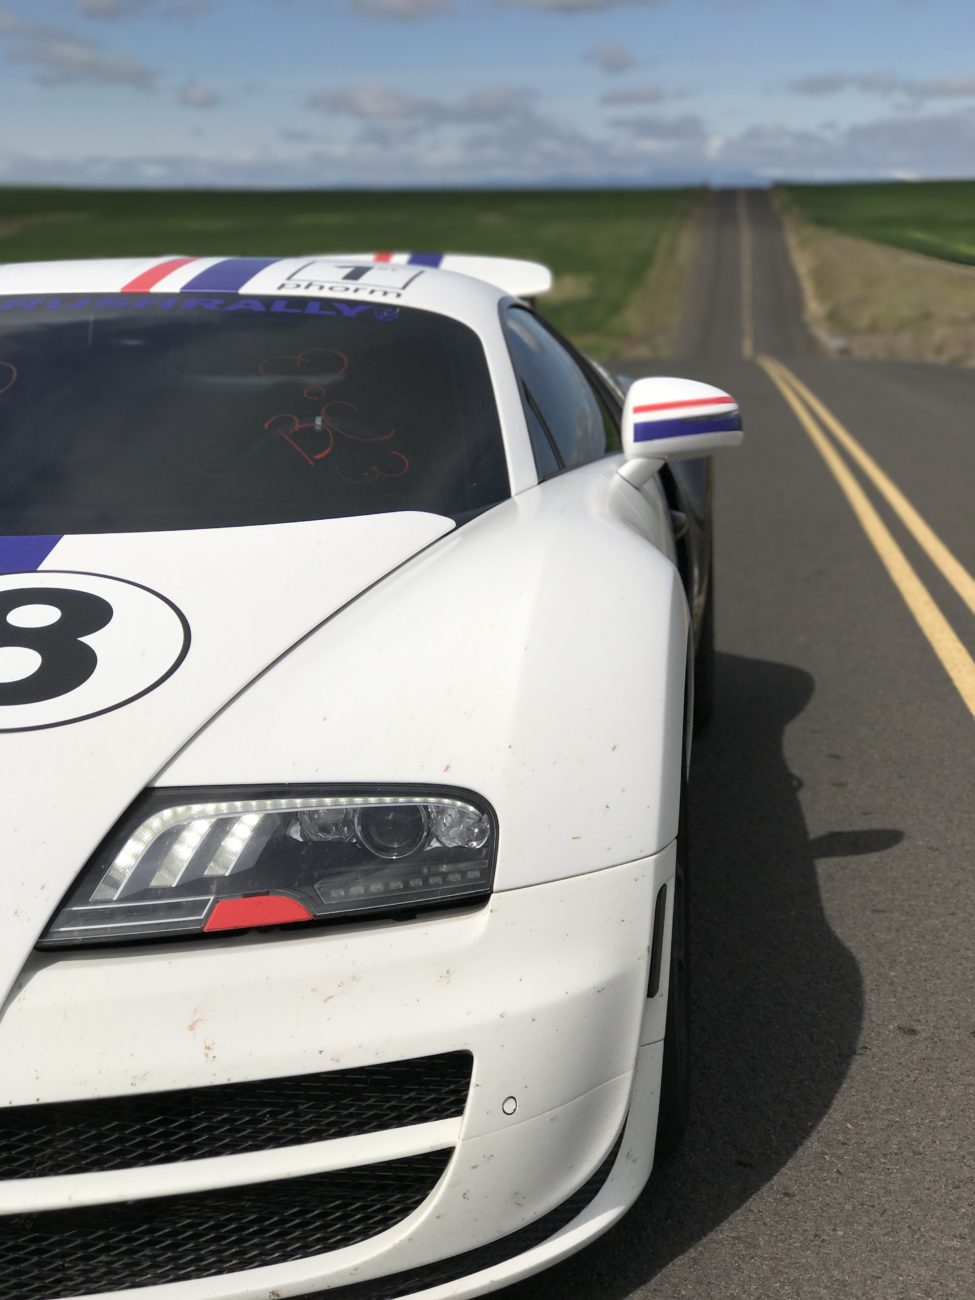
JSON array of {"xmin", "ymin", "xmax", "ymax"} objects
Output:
[{"xmin": 0, "ymin": 253, "xmax": 552, "ymax": 328}]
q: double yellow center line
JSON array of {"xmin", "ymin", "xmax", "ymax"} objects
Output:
[{"xmin": 757, "ymin": 356, "xmax": 975, "ymax": 717}]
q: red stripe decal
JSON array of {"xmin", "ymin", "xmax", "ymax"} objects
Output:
[
  {"xmin": 633, "ymin": 396, "xmax": 733, "ymax": 415},
  {"xmin": 203, "ymin": 895, "xmax": 314, "ymax": 933},
  {"xmin": 373, "ymin": 251, "xmax": 394, "ymax": 263},
  {"xmin": 121, "ymin": 257, "xmax": 197, "ymax": 293}
]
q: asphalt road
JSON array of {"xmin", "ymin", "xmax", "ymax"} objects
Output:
[{"xmin": 508, "ymin": 190, "xmax": 975, "ymax": 1300}]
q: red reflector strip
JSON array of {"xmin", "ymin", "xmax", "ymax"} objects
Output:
[
  {"xmin": 204, "ymin": 895, "xmax": 314, "ymax": 933},
  {"xmin": 373, "ymin": 250, "xmax": 394, "ymax": 262},
  {"xmin": 121, "ymin": 257, "xmax": 197, "ymax": 293},
  {"xmin": 633, "ymin": 396, "xmax": 734, "ymax": 415}
]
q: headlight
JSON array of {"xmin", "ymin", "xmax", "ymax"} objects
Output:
[{"xmin": 40, "ymin": 785, "xmax": 497, "ymax": 948}]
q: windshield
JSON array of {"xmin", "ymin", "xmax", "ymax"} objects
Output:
[{"xmin": 0, "ymin": 294, "xmax": 509, "ymax": 533}]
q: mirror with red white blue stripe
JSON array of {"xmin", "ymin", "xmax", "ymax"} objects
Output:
[{"xmin": 622, "ymin": 376, "xmax": 743, "ymax": 463}]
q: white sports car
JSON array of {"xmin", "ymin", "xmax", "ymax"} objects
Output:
[{"xmin": 0, "ymin": 251, "xmax": 741, "ymax": 1300}]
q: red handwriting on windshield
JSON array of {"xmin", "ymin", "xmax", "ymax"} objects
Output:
[
  {"xmin": 0, "ymin": 362, "xmax": 17, "ymax": 397},
  {"xmin": 264, "ymin": 412, "xmax": 334, "ymax": 467},
  {"xmin": 259, "ymin": 348, "xmax": 349, "ymax": 386},
  {"xmin": 320, "ymin": 400, "xmax": 394, "ymax": 443},
  {"xmin": 337, "ymin": 451, "xmax": 409, "ymax": 485},
  {"xmin": 261, "ymin": 348, "xmax": 349, "ymax": 466},
  {"xmin": 260, "ymin": 349, "xmax": 410, "ymax": 484}
]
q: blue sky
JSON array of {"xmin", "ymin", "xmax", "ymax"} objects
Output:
[{"xmin": 0, "ymin": 0, "xmax": 973, "ymax": 186}]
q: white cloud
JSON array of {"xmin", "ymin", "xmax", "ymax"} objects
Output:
[
  {"xmin": 351, "ymin": 0, "xmax": 451, "ymax": 16},
  {"xmin": 77, "ymin": 0, "xmax": 147, "ymax": 18},
  {"xmin": 842, "ymin": 109, "xmax": 975, "ymax": 166},
  {"xmin": 179, "ymin": 76, "xmax": 219, "ymax": 107},
  {"xmin": 308, "ymin": 82, "xmax": 436, "ymax": 121},
  {"xmin": 584, "ymin": 40, "xmax": 635, "ymax": 74},
  {"xmin": 9, "ymin": 35, "xmax": 157, "ymax": 87},
  {"xmin": 602, "ymin": 83, "xmax": 669, "ymax": 104},
  {"xmin": 0, "ymin": 8, "xmax": 31, "ymax": 32},
  {"xmin": 163, "ymin": 0, "xmax": 218, "ymax": 14},
  {"xmin": 713, "ymin": 110, "xmax": 975, "ymax": 180},
  {"xmin": 308, "ymin": 80, "xmax": 535, "ymax": 125},
  {"xmin": 500, "ymin": 0, "xmax": 664, "ymax": 11},
  {"xmin": 787, "ymin": 72, "xmax": 900, "ymax": 97},
  {"xmin": 913, "ymin": 77, "xmax": 975, "ymax": 98},
  {"xmin": 0, "ymin": 9, "xmax": 157, "ymax": 86},
  {"xmin": 76, "ymin": 0, "xmax": 217, "ymax": 18},
  {"xmin": 787, "ymin": 71, "xmax": 975, "ymax": 101},
  {"xmin": 607, "ymin": 112, "xmax": 708, "ymax": 147},
  {"xmin": 303, "ymin": 76, "xmax": 615, "ymax": 182},
  {"xmin": 458, "ymin": 83, "xmax": 537, "ymax": 116},
  {"xmin": 4, "ymin": 106, "xmax": 975, "ymax": 188}
]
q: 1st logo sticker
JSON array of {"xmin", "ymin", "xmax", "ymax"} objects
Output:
[{"xmin": 0, "ymin": 572, "xmax": 189, "ymax": 732}]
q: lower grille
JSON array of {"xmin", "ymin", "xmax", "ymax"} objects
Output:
[
  {"xmin": 306, "ymin": 1132, "xmax": 624, "ymax": 1300},
  {"xmin": 0, "ymin": 1151, "xmax": 451, "ymax": 1300},
  {"xmin": 0, "ymin": 1052, "xmax": 471, "ymax": 1179}
]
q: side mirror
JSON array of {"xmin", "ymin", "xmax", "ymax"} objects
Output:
[{"xmin": 622, "ymin": 376, "xmax": 742, "ymax": 462}]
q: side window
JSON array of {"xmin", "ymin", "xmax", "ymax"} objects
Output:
[
  {"xmin": 523, "ymin": 400, "xmax": 561, "ymax": 480},
  {"xmin": 503, "ymin": 308, "xmax": 621, "ymax": 476}
]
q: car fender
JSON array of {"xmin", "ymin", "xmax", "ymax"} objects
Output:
[{"xmin": 159, "ymin": 459, "xmax": 690, "ymax": 890}]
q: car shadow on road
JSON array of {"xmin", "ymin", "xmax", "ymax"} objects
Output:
[{"xmin": 505, "ymin": 651, "xmax": 883, "ymax": 1299}]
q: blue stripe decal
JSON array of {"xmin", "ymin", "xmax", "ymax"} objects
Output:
[
  {"xmin": 0, "ymin": 535, "xmax": 61, "ymax": 574},
  {"xmin": 634, "ymin": 412, "xmax": 741, "ymax": 443},
  {"xmin": 180, "ymin": 257, "xmax": 280, "ymax": 292},
  {"xmin": 407, "ymin": 252, "xmax": 443, "ymax": 267}
]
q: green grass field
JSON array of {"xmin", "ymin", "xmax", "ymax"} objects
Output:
[
  {"xmin": 0, "ymin": 187, "xmax": 698, "ymax": 357},
  {"xmin": 781, "ymin": 181, "xmax": 975, "ymax": 266}
]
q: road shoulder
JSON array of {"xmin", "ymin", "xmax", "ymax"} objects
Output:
[{"xmin": 777, "ymin": 195, "xmax": 975, "ymax": 366}]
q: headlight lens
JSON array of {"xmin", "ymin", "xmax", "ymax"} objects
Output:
[{"xmin": 40, "ymin": 786, "xmax": 497, "ymax": 948}]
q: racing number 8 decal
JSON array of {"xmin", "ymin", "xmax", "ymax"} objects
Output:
[
  {"xmin": 0, "ymin": 587, "xmax": 113, "ymax": 706},
  {"xmin": 0, "ymin": 571, "xmax": 190, "ymax": 733}
]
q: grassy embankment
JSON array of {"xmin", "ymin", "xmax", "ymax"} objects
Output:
[
  {"xmin": 0, "ymin": 187, "xmax": 700, "ymax": 361},
  {"xmin": 778, "ymin": 181, "xmax": 975, "ymax": 365}
]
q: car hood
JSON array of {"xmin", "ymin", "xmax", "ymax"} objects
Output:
[{"xmin": 0, "ymin": 512, "xmax": 454, "ymax": 1007}]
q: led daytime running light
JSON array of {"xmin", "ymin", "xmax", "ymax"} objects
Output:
[
  {"xmin": 41, "ymin": 787, "xmax": 497, "ymax": 948},
  {"xmin": 96, "ymin": 794, "xmax": 484, "ymax": 902}
]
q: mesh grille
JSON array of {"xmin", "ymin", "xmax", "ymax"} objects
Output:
[
  {"xmin": 0, "ymin": 1052, "xmax": 471, "ymax": 1179},
  {"xmin": 0, "ymin": 1151, "xmax": 451, "ymax": 1300},
  {"xmin": 306, "ymin": 1133, "xmax": 623, "ymax": 1300}
]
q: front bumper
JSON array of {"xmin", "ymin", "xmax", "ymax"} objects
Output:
[{"xmin": 0, "ymin": 845, "xmax": 676, "ymax": 1300}]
